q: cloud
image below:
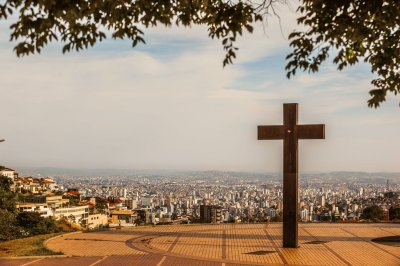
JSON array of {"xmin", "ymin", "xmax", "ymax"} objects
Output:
[{"xmin": 0, "ymin": 6, "xmax": 399, "ymax": 173}]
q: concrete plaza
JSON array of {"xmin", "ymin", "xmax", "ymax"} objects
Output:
[{"xmin": 1, "ymin": 223, "xmax": 399, "ymax": 266}]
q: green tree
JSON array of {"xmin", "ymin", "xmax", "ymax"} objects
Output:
[
  {"xmin": 389, "ymin": 206, "xmax": 400, "ymax": 220},
  {"xmin": 0, "ymin": 1, "xmax": 398, "ymax": 106},
  {"xmin": 95, "ymin": 198, "xmax": 108, "ymax": 213},
  {"xmin": 17, "ymin": 212, "xmax": 59, "ymax": 236},
  {"xmin": 134, "ymin": 218, "xmax": 143, "ymax": 225},
  {"xmin": 0, "ymin": 175, "xmax": 13, "ymax": 191},
  {"xmin": 0, "ymin": 209, "xmax": 20, "ymax": 241},
  {"xmin": 286, "ymin": 1, "xmax": 400, "ymax": 107},
  {"xmin": 0, "ymin": 187, "xmax": 17, "ymax": 213},
  {"xmin": 0, "ymin": 174, "xmax": 16, "ymax": 212},
  {"xmin": 63, "ymin": 195, "xmax": 80, "ymax": 206},
  {"xmin": 0, "ymin": 173, "xmax": 20, "ymax": 240},
  {"xmin": 0, "ymin": 0, "xmax": 260, "ymax": 67},
  {"xmin": 360, "ymin": 205, "xmax": 384, "ymax": 221}
]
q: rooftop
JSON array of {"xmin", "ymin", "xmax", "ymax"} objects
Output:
[{"xmin": 111, "ymin": 210, "xmax": 136, "ymax": 215}]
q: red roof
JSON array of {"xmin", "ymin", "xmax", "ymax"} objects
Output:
[{"xmin": 67, "ymin": 191, "xmax": 80, "ymax": 196}]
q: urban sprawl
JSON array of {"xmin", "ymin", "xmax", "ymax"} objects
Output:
[{"xmin": 2, "ymin": 166, "xmax": 399, "ymax": 230}]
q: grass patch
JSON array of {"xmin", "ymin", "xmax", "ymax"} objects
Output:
[{"xmin": 0, "ymin": 233, "xmax": 64, "ymax": 257}]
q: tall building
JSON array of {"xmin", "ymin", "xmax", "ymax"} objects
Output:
[
  {"xmin": 125, "ymin": 198, "xmax": 137, "ymax": 210},
  {"xmin": 200, "ymin": 205, "xmax": 222, "ymax": 223},
  {"xmin": 318, "ymin": 195, "xmax": 325, "ymax": 207},
  {"xmin": 300, "ymin": 208, "xmax": 309, "ymax": 222}
]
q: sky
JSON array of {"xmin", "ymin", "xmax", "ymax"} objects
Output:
[{"xmin": 0, "ymin": 4, "xmax": 399, "ymax": 173}]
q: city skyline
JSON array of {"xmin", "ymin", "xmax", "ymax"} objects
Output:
[{"xmin": 0, "ymin": 5, "xmax": 399, "ymax": 172}]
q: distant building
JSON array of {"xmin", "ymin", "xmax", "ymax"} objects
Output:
[
  {"xmin": 300, "ymin": 208, "xmax": 309, "ymax": 222},
  {"xmin": 45, "ymin": 196, "xmax": 69, "ymax": 208},
  {"xmin": 0, "ymin": 167, "xmax": 17, "ymax": 179},
  {"xmin": 125, "ymin": 198, "xmax": 137, "ymax": 210},
  {"xmin": 268, "ymin": 208, "xmax": 278, "ymax": 218},
  {"xmin": 87, "ymin": 214, "xmax": 109, "ymax": 230},
  {"xmin": 14, "ymin": 176, "xmax": 60, "ymax": 194},
  {"xmin": 136, "ymin": 208, "xmax": 154, "ymax": 224},
  {"xmin": 111, "ymin": 210, "xmax": 136, "ymax": 226},
  {"xmin": 0, "ymin": 167, "xmax": 18, "ymax": 191},
  {"xmin": 53, "ymin": 205, "xmax": 89, "ymax": 226},
  {"xmin": 320, "ymin": 195, "xmax": 326, "ymax": 207},
  {"xmin": 141, "ymin": 197, "xmax": 152, "ymax": 207},
  {"xmin": 16, "ymin": 202, "xmax": 53, "ymax": 217},
  {"xmin": 200, "ymin": 205, "xmax": 222, "ymax": 223},
  {"xmin": 16, "ymin": 195, "xmax": 69, "ymax": 218}
]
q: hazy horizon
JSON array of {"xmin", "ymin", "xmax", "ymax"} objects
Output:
[{"xmin": 12, "ymin": 165, "xmax": 400, "ymax": 175}]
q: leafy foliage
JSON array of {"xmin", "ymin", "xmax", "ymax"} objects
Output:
[
  {"xmin": 0, "ymin": 188, "xmax": 17, "ymax": 213},
  {"xmin": 0, "ymin": 174, "xmax": 20, "ymax": 241},
  {"xmin": 0, "ymin": 175, "xmax": 13, "ymax": 192},
  {"xmin": 62, "ymin": 194, "xmax": 80, "ymax": 206},
  {"xmin": 17, "ymin": 212, "xmax": 59, "ymax": 236},
  {"xmin": 0, "ymin": 0, "xmax": 261, "ymax": 67},
  {"xmin": 1, "ymin": 0, "xmax": 398, "ymax": 106},
  {"xmin": 0, "ymin": 209, "xmax": 20, "ymax": 241},
  {"xmin": 389, "ymin": 206, "xmax": 400, "ymax": 220},
  {"xmin": 360, "ymin": 205, "xmax": 384, "ymax": 221},
  {"xmin": 286, "ymin": 0, "xmax": 400, "ymax": 107},
  {"xmin": 95, "ymin": 197, "xmax": 108, "ymax": 213},
  {"xmin": 0, "ymin": 173, "xmax": 58, "ymax": 240}
]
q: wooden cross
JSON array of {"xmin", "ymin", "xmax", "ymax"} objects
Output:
[{"xmin": 258, "ymin": 103, "xmax": 325, "ymax": 248}]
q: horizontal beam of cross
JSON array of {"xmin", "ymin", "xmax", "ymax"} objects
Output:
[{"xmin": 257, "ymin": 124, "xmax": 325, "ymax": 140}]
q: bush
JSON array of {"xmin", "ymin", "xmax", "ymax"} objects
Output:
[
  {"xmin": 17, "ymin": 212, "xmax": 59, "ymax": 236},
  {"xmin": 0, "ymin": 209, "xmax": 20, "ymax": 241},
  {"xmin": 0, "ymin": 175, "xmax": 13, "ymax": 192},
  {"xmin": 389, "ymin": 206, "xmax": 400, "ymax": 220},
  {"xmin": 360, "ymin": 205, "xmax": 383, "ymax": 221},
  {"xmin": 0, "ymin": 190, "xmax": 17, "ymax": 213}
]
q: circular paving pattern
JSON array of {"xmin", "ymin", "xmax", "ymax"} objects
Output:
[{"xmin": 42, "ymin": 223, "xmax": 400, "ymax": 266}]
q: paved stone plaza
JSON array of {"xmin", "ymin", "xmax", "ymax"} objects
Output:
[{"xmin": 1, "ymin": 223, "xmax": 399, "ymax": 266}]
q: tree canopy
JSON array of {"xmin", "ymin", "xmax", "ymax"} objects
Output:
[
  {"xmin": 0, "ymin": 0, "xmax": 261, "ymax": 66},
  {"xmin": 360, "ymin": 205, "xmax": 384, "ymax": 221},
  {"xmin": 0, "ymin": 0, "xmax": 399, "ymax": 107},
  {"xmin": 286, "ymin": 0, "xmax": 400, "ymax": 107},
  {"xmin": 0, "ymin": 174, "xmax": 13, "ymax": 191}
]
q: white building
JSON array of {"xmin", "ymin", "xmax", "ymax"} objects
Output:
[
  {"xmin": 0, "ymin": 167, "xmax": 17, "ymax": 191},
  {"xmin": 16, "ymin": 202, "xmax": 53, "ymax": 217},
  {"xmin": 0, "ymin": 167, "xmax": 17, "ymax": 179},
  {"xmin": 53, "ymin": 205, "xmax": 89, "ymax": 226},
  {"xmin": 300, "ymin": 208, "xmax": 310, "ymax": 222}
]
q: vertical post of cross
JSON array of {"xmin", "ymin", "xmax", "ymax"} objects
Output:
[{"xmin": 283, "ymin": 103, "xmax": 298, "ymax": 248}]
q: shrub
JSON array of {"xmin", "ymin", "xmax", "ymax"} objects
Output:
[
  {"xmin": 17, "ymin": 212, "xmax": 59, "ymax": 236},
  {"xmin": 0, "ymin": 209, "xmax": 20, "ymax": 241}
]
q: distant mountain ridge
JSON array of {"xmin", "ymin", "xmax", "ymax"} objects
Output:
[{"xmin": 12, "ymin": 166, "xmax": 400, "ymax": 183}]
